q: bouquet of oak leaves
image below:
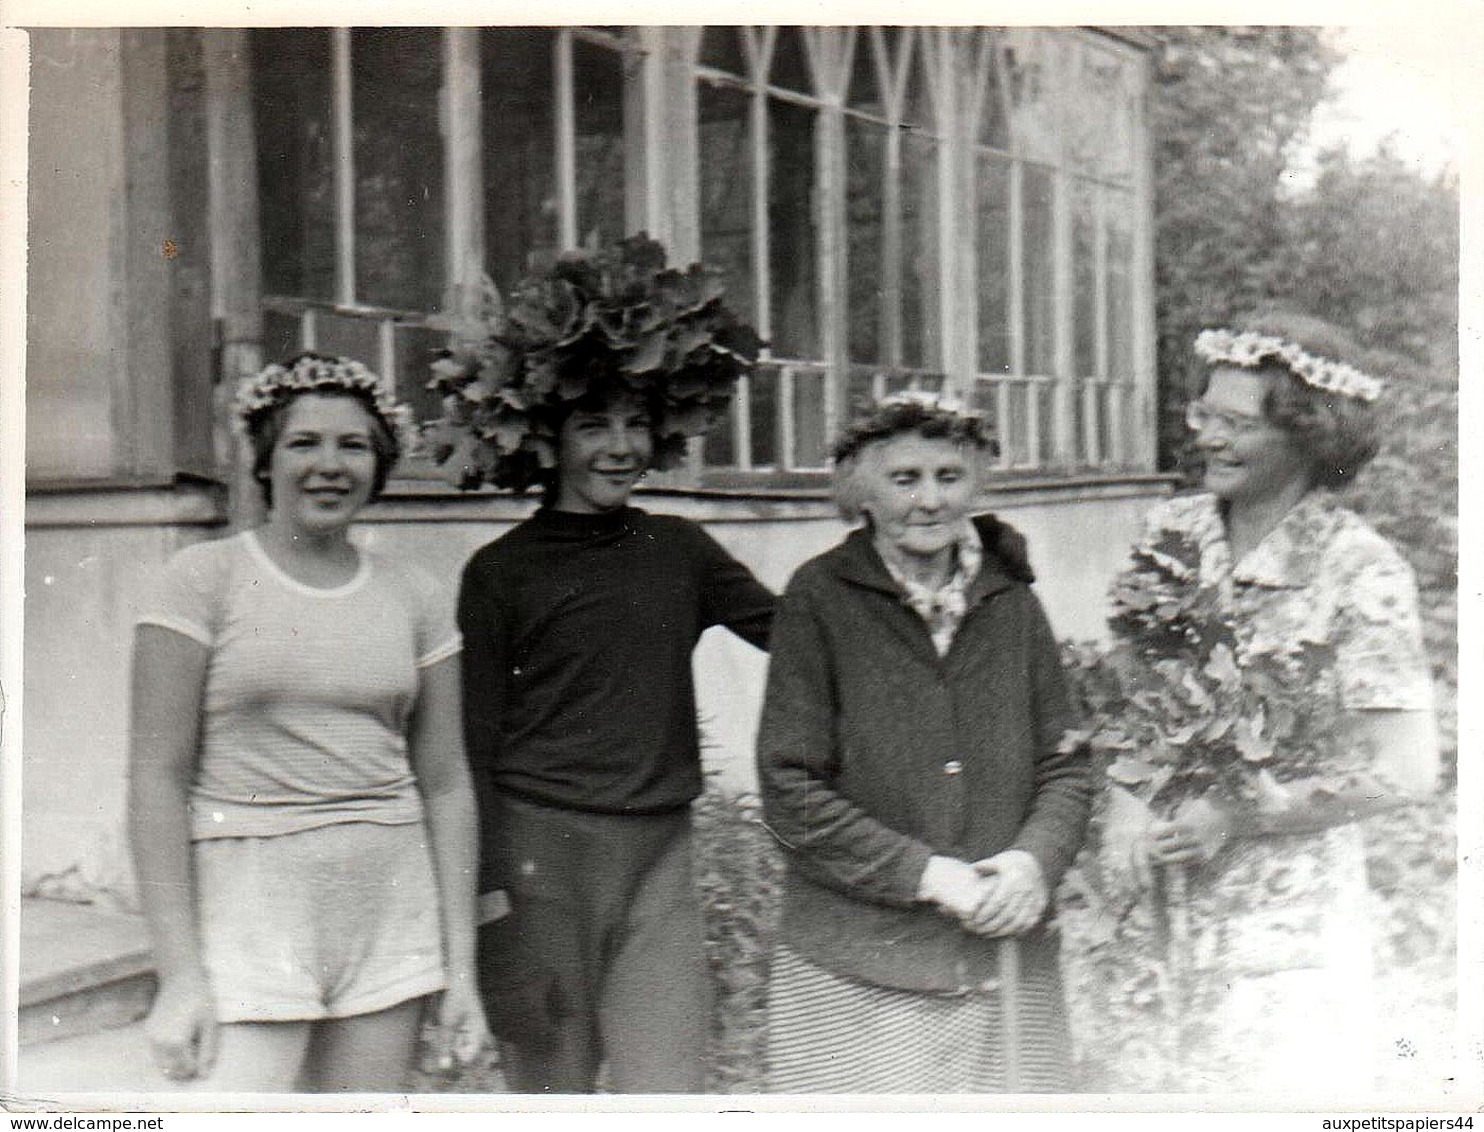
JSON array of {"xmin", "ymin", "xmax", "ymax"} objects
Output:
[{"xmin": 1062, "ymin": 525, "xmax": 1344, "ymax": 855}]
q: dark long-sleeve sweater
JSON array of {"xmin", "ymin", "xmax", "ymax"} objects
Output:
[
  {"xmin": 756, "ymin": 515, "xmax": 1091, "ymax": 993},
  {"xmin": 458, "ymin": 506, "xmax": 773, "ymax": 848}
]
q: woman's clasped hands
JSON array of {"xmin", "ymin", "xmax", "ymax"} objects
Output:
[{"xmin": 919, "ymin": 849, "xmax": 1048, "ymax": 937}]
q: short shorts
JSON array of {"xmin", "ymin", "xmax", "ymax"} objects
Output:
[{"xmin": 195, "ymin": 820, "xmax": 445, "ymax": 1023}]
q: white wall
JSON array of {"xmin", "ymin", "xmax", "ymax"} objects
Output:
[{"xmin": 23, "ymin": 499, "xmax": 218, "ymax": 901}]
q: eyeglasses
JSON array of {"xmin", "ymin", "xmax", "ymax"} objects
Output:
[{"xmin": 1184, "ymin": 400, "xmax": 1269, "ymax": 438}]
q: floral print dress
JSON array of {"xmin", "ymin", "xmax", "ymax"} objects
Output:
[{"xmin": 1071, "ymin": 490, "xmax": 1433, "ymax": 1094}]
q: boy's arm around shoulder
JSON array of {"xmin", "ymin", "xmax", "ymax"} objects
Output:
[{"xmin": 693, "ymin": 519, "xmax": 776, "ymax": 650}]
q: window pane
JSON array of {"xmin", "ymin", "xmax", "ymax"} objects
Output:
[
  {"xmin": 253, "ymin": 29, "xmax": 335, "ymax": 301},
  {"xmin": 846, "ymin": 363, "xmax": 882, "ymax": 416},
  {"xmin": 900, "ymin": 33, "xmax": 935, "ymax": 132},
  {"xmin": 884, "ymin": 372, "xmax": 943, "ymax": 397},
  {"xmin": 845, "ymin": 115, "xmax": 887, "ymax": 364},
  {"xmin": 976, "ymin": 30, "xmax": 1010, "ymax": 150},
  {"xmin": 1022, "ymin": 163, "xmax": 1055, "ymax": 377},
  {"xmin": 351, "ymin": 28, "xmax": 445, "ymax": 311},
  {"xmin": 572, "ymin": 38, "xmax": 627, "ymax": 248},
  {"xmin": 1097, "ymin": 383, "xmax": 1114, "ymax": 465},
  {"xmin": 750, "ymin": 363, "xmax": 780, "ymax": 467},
  {"xmin": 482, "ymin": 29, "xmax": 559, "ymax": 291},
  {"xmin": 262, "ymin": 308, "xmax": 304, "ymax": 362},
  {"xmin": 1070, "ymin": 41, "xmax": 1138, "ymax": 183},
  {"xmin": 768, "ymin": 98, "xmax": 819, "ymax": 359},
  {"xmin": 847, "ymin": 30, "xmax": 885, "ymax": 117},
  {"xmin": 699, "ymin": 82, "xmax": 757, "ymax": 332},
  {"xmin": 975, "ymin": 151, "xmax": 1012, "ymax": 374},
  {"xmin": 313, "ymin": 310, "xmax": 381, "ymax": 371},
  {"xmin": 1108, "ymin": 190, "xmax": 1136, "ymax": 382},
  {"xmin": 1073, "ymin": 382, "xmax": 1089, "ymax": 466},
  {"xmin": 704, "ymin": 394, "xmax": 738, "ymax": 467},
  {"xmin": 397, "ymin": 324, "xmax": 449, "ymax": 422},
  {"xmin": 969, "ymin": 378, "xmax": 1001, "ymax": 447},
  {"xmin": 791, "ymin": 367, "xmax": 828, "ymax": 468},
  {"xmin": 1073, "ymin": 180, "xmax": 1098, "ymax": 379},
  {"xmin": 1035, "ymin": 380, "xmax": 1054, "ymax": 465},
  {"xmin": 1002, "ymin": 29, "xmax": 1060, "ymax": 165},
  {"xmin": 700, "ymin": 26, "xmax": 747, "ymax": 76},
  {"xmin": 769, "ymin": 27, "xmax": 811, "ymax": 92},
  {"xmin": 1005, "ymin": 380, "xmax": 1029, "ymax": 466},
  {"xmin": 880, "ymin": 28, "xmax": 914, "ymax": 118},
  {"xmin": 883, "ymin": 372, "xmax": 913, "ymax": 397},
  {"xmin": 900, "ymin": 131, "xmax": 940, "ymax": 369}
]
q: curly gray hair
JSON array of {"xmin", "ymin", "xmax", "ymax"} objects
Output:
[{"xmin": 831, "ymin": 394, "xmax": 996, "ymax": 523}]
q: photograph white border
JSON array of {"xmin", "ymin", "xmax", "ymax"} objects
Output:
[{"xmin": 1, "ymin": 0, "xmax": 1479, "ymax": 1118}]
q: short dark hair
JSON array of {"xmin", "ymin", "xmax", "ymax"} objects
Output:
[{"xmin": 247, "ymin": 389, "xmax": 399, "ymax": 508}]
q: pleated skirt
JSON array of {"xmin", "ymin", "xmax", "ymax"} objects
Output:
[{"xmin": 764, "ymin": 943, "xmax": 1072, "ymax": 1094}]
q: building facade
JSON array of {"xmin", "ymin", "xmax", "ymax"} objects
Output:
[{"xmin": 23, "ymin": 26, "xmax": 1169, "ymax": 899}]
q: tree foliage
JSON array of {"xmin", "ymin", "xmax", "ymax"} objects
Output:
[
  {"xmin": 1279, "ymin": 147, "xmax": 1459, "ymax": 373},
  {"xmin": 1142, "ymin": 27, "xmax": 1459, "ymax": 463},
  {"xmin": 1144, "ymin": 26, "xmax": 1339, "ymax": 461}
]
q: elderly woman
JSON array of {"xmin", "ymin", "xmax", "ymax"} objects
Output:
[
  {"xmin": 757, "ymin": 394, "xmax": 1090, "ymax": 1093},
  {"xmin": 1101, "ymin": 315, "xmax": 1439, "ymax": 1093},
  {"xmin": 128, "ymin": 354, "xmax": 488, "ymax": 1091}
]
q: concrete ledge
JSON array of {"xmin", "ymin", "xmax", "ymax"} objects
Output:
[
  {"xmin": 20, "ymin": 898, "xmax": 156, "ymax": 1045},
  {"xmin": 20, "ymin": 973, "xmax": 157, "ymax": 1048},
  {"xmin": 25, "ymin": 481, "xmax": 227, "ymax": 529},
  {"xmin": 21, "ymin": 898, "xmax": 153, "ymax": 1007},
  {"xmin": 366, "ymin": 472, "xmax": 1178, "ymax": 525},
  {"xmin": 23, "ymin": 472, "xmax": 1177, "ymax": 528}
]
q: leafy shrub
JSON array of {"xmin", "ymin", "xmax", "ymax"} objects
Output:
[
  {"xmin": 692, "ymin": 785, "xmax": 784, "ymax": 1093},
  {"xmin": 1347, "ymin": 376, "xmax": 1458, "ymax": 776}
]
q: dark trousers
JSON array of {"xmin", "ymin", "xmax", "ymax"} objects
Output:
[{"xmin": 476, "ymin": 792, "xmax": 710, "ymax": 1093}]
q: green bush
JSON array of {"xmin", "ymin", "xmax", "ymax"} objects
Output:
[{"xmin": 693, "ymin": 786, "xmax": 784, "ymax": 1093}]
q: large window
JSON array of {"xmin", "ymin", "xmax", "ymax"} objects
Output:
[
  {"xmin": 694, "ymin": 27, "xmax": 830, "ymax": 471},
  {"xmin": 253, "ymin": 27, "xmax": 638, "ymax": 444},
  {"xmin": 249, "ymin": 26, "xmax": 1152, "ymax": 484}
]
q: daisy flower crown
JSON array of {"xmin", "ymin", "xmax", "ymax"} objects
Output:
[
  {"xmin": 832, "ymin": 388, "xmax": 993, "ymax": 464},
  {"xmin": 879, "ymin": 388, "xmax": 969, "ymax": 414},
  {"xmin": 234, "ymin": 354, "xmax": 420, "ymax": 454},
  {"xmin": 1194, "ymin": 328, "xmax": 1384, "ymax": 403}
]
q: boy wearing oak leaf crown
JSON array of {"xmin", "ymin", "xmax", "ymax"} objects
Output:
[{"xmin": 450, "ymin": 243, "xmax": 773, "ymax": 1093}]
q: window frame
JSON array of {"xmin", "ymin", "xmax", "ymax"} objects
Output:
[{"xmin": 244, "ymin": 25, "xmax": 1156, "ymax": 492}]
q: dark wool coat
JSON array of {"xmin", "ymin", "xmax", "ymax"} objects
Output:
[{"xmin": 757, "ymin": 514, "xmax": 1091, "ymax": 994}]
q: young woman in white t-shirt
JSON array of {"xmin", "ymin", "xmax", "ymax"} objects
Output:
[{"xmin": 129, "ymin": 354, "xmax": 489, "ymax": 1092}]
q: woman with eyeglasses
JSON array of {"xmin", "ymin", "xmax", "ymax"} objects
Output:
[{"xmin": 1097, "ymin": 315, "xmax": 1439, "ymax": 1093}]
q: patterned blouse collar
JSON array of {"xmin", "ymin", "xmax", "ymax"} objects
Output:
[
  {"xmin": 874, "ymin": 520, "xmax": 984, "ymax": 655},
  {"xmin": 1182, "ymin": 489, "xmax": 1345, "ymax": 589}
]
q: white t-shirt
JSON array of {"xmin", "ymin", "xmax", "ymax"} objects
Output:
[{"xmin": 137, "ymin": 530, "xmax": 461, "ymax": 841}]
